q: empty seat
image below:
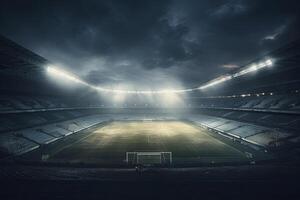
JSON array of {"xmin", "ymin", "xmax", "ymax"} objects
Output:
[
  {"xmin": 229, "ymin": 125, "xmax": 266, "ymax": 138},
  {"xmin": 245, "ymin": 131, "xmax": 292, "ymax": 146},
  {"xmin": 0, "ymin": 133, "xmax": 39, "ymax": 155},
  {"xmin": 17, "ymin": 129, "xmax": 57, "ymax": 144},
  {"xmin": 41, "ymin": 125, "xmax": 72, "ymax": 137},
  {"xmin": 216, "ymin": 121, "xmax": 244, "ymax": 132}
]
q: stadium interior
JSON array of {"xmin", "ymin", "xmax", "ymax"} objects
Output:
[
  {"xmin": 1, "ymin": 34, "xmax": 300, "ymax": 199},
  {"xmin": 0, "ymin": 1, "xmax": 300, "ymax": 198}
]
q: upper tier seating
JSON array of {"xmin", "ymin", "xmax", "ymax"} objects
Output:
[
  {"xmin": 193, "ymin": 94, "xmax": 300, "ymax": 112},
  {"xmin": 0, "ymin": 114, "xmax": 110, "ymax": 157},
  {"xmin": 188, "ymin": 114, "xmax": 294, "ymax": 148}
]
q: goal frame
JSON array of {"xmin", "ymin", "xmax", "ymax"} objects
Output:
[{"xmin": 126, "ymin": 151, "xmax": 172, "ymax": 165}]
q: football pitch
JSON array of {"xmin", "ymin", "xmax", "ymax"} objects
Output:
[{"xmin": 49, "ymin": 121, "xmax": 248, "ymax": 165}]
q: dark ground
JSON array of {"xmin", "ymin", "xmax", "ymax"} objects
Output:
[
  {"xmin": 1, "ymin": 163, "xmax": 300, "ymax": 200},
  {"xmin": 1, "ymin": 121, "xmax": 298, "ymax": 199}
]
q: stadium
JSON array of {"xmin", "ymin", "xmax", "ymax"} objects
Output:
[
  {"xmin": 0, "ymin": 1, "xmax": 300, "ymax": 199},
  {"xmin": 1, "ymin": 34, "xmax": 300, "ymax": 199}
]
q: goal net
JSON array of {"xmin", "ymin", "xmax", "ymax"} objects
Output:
[{"xmin": 126, "ymin": 152, "xmax": 172, "ymax": 166}]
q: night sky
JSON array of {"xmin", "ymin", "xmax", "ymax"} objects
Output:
[{"xmin": 0, "ymin": 0, "xmax": 300, "ymax": 91}]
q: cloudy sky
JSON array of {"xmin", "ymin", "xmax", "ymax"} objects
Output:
[{"xmin": 0, "ymin": 0, "xmax": 299, "ymax": 91}]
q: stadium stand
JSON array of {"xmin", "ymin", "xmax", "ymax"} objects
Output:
[
  {"xmin": 0, "ymin": 114, "xmax": 111, "ymax": 157},
  {"xmin": 17, "ymin": 129, "xmax": 57, "ymax": 145},
  {"xmin": 191, "ymin": 93, "xmax": 300, "ymax": 112},
  {"xmin": 188, "ymin": 113, "xmax": 294, "ymax": 148},
  {"xmin": 40, "ymin": 125, "xmax": 72, "ymax": 137},
  {"xmin": 0, "ymin": 133, "xmax": 39, "ymax": 156}
]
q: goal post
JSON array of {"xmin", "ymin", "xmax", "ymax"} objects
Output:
[{"xmin": 126, "ymin": 152, "xmax": 172, "ymax": 166}]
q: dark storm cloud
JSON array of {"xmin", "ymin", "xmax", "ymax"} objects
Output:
[{"xmin": 0, "ymin": 0, "xmax": 299, "ymax": 88}]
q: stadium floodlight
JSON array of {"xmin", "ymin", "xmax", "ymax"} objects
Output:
[
  {"xmin": 232, "ymin": 59, "xmax": 273, "ymax": 78},
  {"xmin": 198, "ymin": 75, "xmax": 232, "ymax": 90},
  {"xmin": 198, "ymin": 58, "xmax": 274, "ymax": 90},
  {"xmin": 249, "ymin": 64, "xmax": 258, "ymax": 71},
  {"xmin": 46, "ymin": 58, "xmax": 274, "ymax": 94},
  {"xmin": 46, "ymin": 65, "xmax": 198, "ymax": 94},
  {"xmin": 265, "ymin": 59, "xmax": 273, "ymax": 66},
  {"xmin": 47, "ymin": 66, "xmax": 88, "ymax": 86}
]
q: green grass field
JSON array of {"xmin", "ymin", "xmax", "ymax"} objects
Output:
[{"xmin": 49, "ymin": 121, "xmax": 248, "ymax": 165}]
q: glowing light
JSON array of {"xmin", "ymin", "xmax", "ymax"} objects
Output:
[
  {"xmin": 249, "ymin": 64, "xmax": 258, "ymax": 71},
  {"xmin": 47, "ymin": 65, "xmax": 197, "ymax": 94},
  {"xmin": 160, "ymin": 92, "xmax": 184, "ymax": 107},
  {"xmin": 199, "ymin": 75, "xmax": 232, "ymax": 90},
  {"xmin": 266, "ymin": 59, "xmax": 273, "ymax": 66},
  {"xmin": 232, "ymin": 59, "xmax": 273, "ymax": 79},
  {"xmin": 46, "ymin": 57, "xmax": 274, "ymax": 94},
  {"xmin": 47, "ymin": 66, "xmax": 88, "ymax": 85}
]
